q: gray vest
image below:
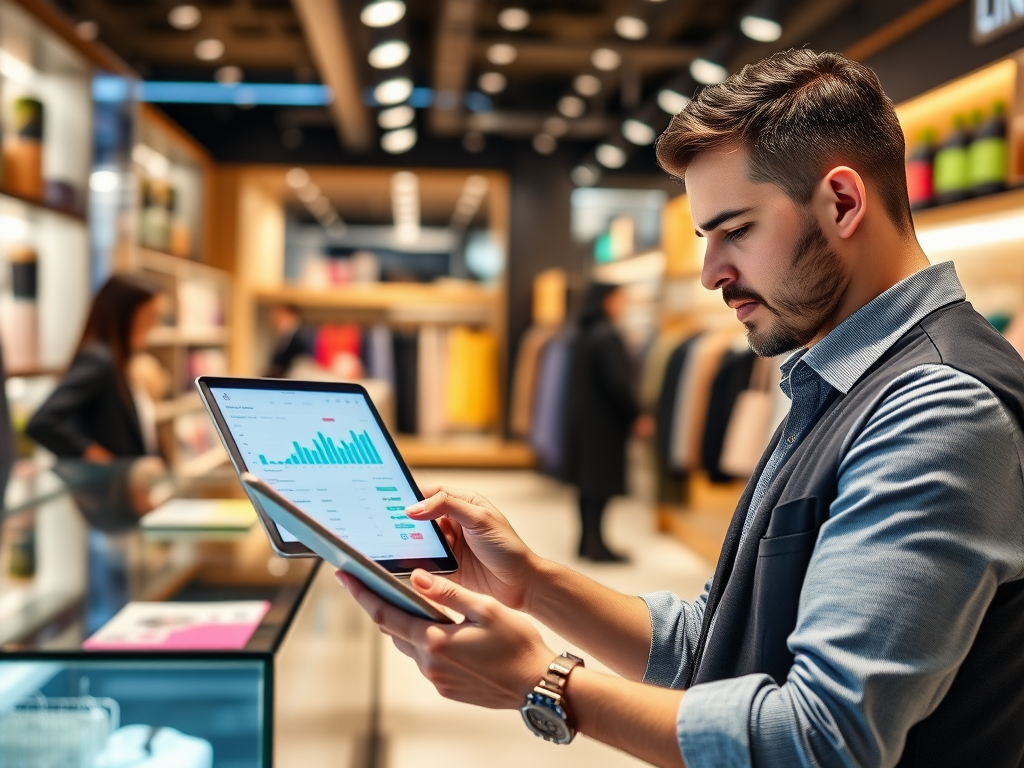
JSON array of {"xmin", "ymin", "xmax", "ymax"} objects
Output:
[{"xmin": 689, "ymin": 300, "xmax": 1024, "ymax": 767}]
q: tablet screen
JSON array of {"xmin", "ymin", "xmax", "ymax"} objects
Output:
[{"xmin": 208, "ymin": 386, "xmax": 447, "ymax": 561}]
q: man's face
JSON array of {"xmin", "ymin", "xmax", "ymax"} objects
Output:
[{"xmin": 685, "ymin": 146, "xmax": 849, "ymax": 357}]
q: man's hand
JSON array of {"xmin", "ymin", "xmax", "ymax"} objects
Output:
[
  {"xmin": 338, "ymin": 568, "xmax": 553, "ymax": 709},
  {"xmin": 405, "ymin": 486, "xmax": 542, "ymax": 611}
]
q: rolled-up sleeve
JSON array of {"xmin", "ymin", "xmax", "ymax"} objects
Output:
[
  {"xmin": 672, "ymin": 365, "xmax": 1024, "ymax": 768},
  {"xmin": 640, "ymin": 578, "xmax": 711, "ymax": 689}
]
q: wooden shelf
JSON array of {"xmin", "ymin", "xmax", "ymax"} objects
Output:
[
  {"xmin": 137, "ymin": 248, "xmax": 232, "ymax": 282},
  {"xmin": 254, "ymin": 282, "xmax": 499, "ymax": 311},
  {"xmin": 147, "ymin": 326, "xmax": 229, "ymax": 347},
  {"xmin": 912, "ymin": 185, "xmax": 1024, "ymax": 229},
  {"xmin": 4, "ymin": 367, "xmax": 62, "ymax": 379},
  {"xmin": 394, "ymin": 436, "xmax": 534, "ymax": 468},
  {"xmin": 154, "ymin": 392, "xmax": 204, "ymax": 423},
  {"xmin": 0, "ymin": 187, "xmax": 86, "ymax": 223}
]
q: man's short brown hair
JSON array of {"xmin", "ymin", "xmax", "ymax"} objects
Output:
[{"xmin": 656, "ymin": 49, "xmax": 913, "ymax": 234}]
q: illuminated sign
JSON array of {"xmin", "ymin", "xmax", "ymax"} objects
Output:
[{"xmin": 973, "ymin": 0, "xmax": 1024, "ymax": 44}]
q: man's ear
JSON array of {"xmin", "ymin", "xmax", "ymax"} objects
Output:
[{"xmin": 818, "ymin": 166, "xmax": 866, "ymax": 240}]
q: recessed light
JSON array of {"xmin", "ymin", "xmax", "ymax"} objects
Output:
[
  {"xmin": 573, "ymin": 74, "xmax": 601, "ymax": 97},
  {"xmin": 478, "ymin": 72, "xmax": 507, "ymax": 94},
  {"xmin": 486, "ymin": 43, "xmax": 518, "ymax": 66},
  {"xmin": 622, "ymin": 118, "xmax": 656, "ymax": 145},
  {"xmin": 690, "ymin": 57, "xmax": 728, "ymax": 85},
  {"xmin": 368, "ymin": 40, "xmax": 410, "ymax": 69},
  {"xmin": 532, "ymin": 134, "xmax": 556, "ymax": 155},
  {"xmin": 596, "ymin": 143, "xmax": 627, "ymax": 169},
  {"xmin": 382, "ymin": 127, "xmax": 417, "ymax": 153},
  {"xmin": 297, "ymin": 184, "xmax": 321, "ymax": 203},
  {"xmin": 557, "ymin": 95, "xmax": 585, "ymax": 119},
  {"xmin": 361, "ymin": 0, "xmax": 406, "ymax": 28},
  {"xmin": 374, "ymin": 76, "xmax": 413, "ymax": 105},
  {"xmin": 741, "ymin": 15, "xmax": 782, "ymax": 42},
  {"xmin": 614, "ymin": 16, "xmax": 647, "ymax": 40},
  {"xmin": 285, "ymin": 168, "xmax": 309, "ymax": 189},
  {"xmin": 543, "ymin": 116, "xmax": 569, "ymax": 137},
  {"xmin": 75, "ymin": 20, "xmax": 99, "ymax": 41},
  {"xmin": 378, "ymin": 104, "xmax": 415, "ymax": 129},
  {"xmin": 498, "ymin": 7, "xmax": 530, "ymax": 31},
  {"xmin": 571, "ymin": 165, "xmax": 599, "ymax": 187},
  {"xmin": 591, "ymin": 48, "xmax": 621, "ymax": 71},
  {"xmin": 168, "ymin": 5, "xmax": 201, "ymax": 31},
  {"xmin": 215, "ymin": 65, "xmax": 243, "ymax": 85},
  {"xmin": 657, "ymin": 88, "xmax": 690, "ymax": 115},
  {"xmin": 195, "ymin": 39, "xmax": 225, "ymax": 62}
]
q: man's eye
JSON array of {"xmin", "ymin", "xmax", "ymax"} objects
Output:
[{"xmin": 725, "ymin": 226, "xmax": 749, "ymax": 243}]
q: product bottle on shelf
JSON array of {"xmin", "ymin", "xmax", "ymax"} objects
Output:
[
  {"xmin": 932, "ymin": 115, "xmax": 972, "ymax": 205},
  {"xmin": 968, "ymin": 101, "xmax": 1008, "ymax": 197},
  {"xmin": 0, "ymin": 245, "xmax": 39, "ymax": 372},
  {"xmin": 906, "ymin": 129, "xmax": 935, "ymax": 210},
  {"xmin": 3, "ymin": 97, "xmax": 45, "ymax": 200}
]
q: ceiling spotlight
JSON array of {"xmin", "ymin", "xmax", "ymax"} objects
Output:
[
  {"xmin": 75, "ymin": 20, "xmax": 99, "ymax": 41},
  {"xmin": 596, "ymin": 143, "xmax": 627, "ymax": 169},
  {"xmin": 657, "ymin": 88, "xmax": 690, "ymax": 115},
  {"xmin": 572, "ymin": 165, "xmax": 599, "ymax": 187},
  {"xmin": 591, "ymin": 48, "xmax": 621, "ymax": 72},
  {"xmin": 614, "ymin": 16, "xmax": 648, "ymax": 40},
  {"xmin": 740, "ymin": 0, "xmax": 784, "ymax": 42},
  {"xmin": 573, "ymin": 74, "xmax": 602, "ymax": 97},
  {"xmin": 361, "ymin": 0, "xmax": 406, "ymax": 28},
  {"xmin": 382, "ymin": 127, "xmax": 417, "ymax": 154},
  {"xmin": 533, "ymin": 134, "xmax": 557, "ymax": 155},
  {"xmin": 375, "ymin": 76, "xmax": 413, "ymax": 105},
  {"xmin": 463, "ymin": 132, "xmax": 486, "ymax": 153},
  {"xmin": 557, "ymin": 95, "xmax": 585, "ymax": 119},
  {"xmin": 194, "ymin": 39, "xmax": 225, "ymax": 62},
  {"xmin": 741, "ymin": 15, "xmax": 782, "ymax": 42},
  {"xmin": 378, "ymin": 104, "xmax": 415, "ymax": 129},
  {"xmin": 690, "ymin": 57, "xmax": 728, "ymax": 85},
  {"xmin": 543, "ymin": 116, "xmax": 569, "ymax": 137},
  {"xmin": 215, "ymin": 65, "xmax": 243, "ymax": 85},
  {"xmin": 622, "ymin": 118, "xmax": 656, "ymax": 146},
  {"xmin": 285, "ymin": 168, "xmax": 309, "ymax": 189},
  {"xmin": 478, "ymin": 72, "xmax": 507, "ymax": 94},
  {"xmin": 498, "ymin": 7, "xmax": 530, "ymax": 31},
  {"xmin": 368, "ymin": 40, "xmax": 410, "ymax": 69},
  {"xmin": 486, "ymin": 43, "xmax": 518, "ymax": 66},
  {"xmin": 168, "ymin": 4, "xmax": 201, "ymax": 30}
]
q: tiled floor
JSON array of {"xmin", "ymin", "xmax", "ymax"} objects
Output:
[{"xmin": 276, "ymin": 469, "xmax": 711, "ymax": 768}]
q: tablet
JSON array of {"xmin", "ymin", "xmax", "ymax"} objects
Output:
[
  {"xmin": 241, "ymin": 473, "xmax": 454, "ymax": 623},
  {"xmin": 196, "ymin": 376, "xmax": 458, "ymax": 576}
]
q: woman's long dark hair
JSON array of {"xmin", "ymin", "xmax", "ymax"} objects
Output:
[
  {"xmin": 578, "ymin": 282, "xmax": 620, "ymax": 328},
  {"xmin": 77, "ymin": 274, "xmax": 160, "ymax": 404}
]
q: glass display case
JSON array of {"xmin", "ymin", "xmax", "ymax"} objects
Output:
[{"xmin": 0, "ymin": 459, "xmax": 375, "ymax": 767}]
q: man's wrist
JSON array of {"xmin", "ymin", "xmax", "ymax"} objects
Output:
[{"xmin": 520, "ymin": 555, "xmax": 558, "ymax": 616}]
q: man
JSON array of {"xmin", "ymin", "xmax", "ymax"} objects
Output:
[{"xmin": 339, "ymin": 49, "xmax": 1024, "ymax": 767}]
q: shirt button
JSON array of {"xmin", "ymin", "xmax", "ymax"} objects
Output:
[{"xmin": 787, "ymin": 435, "xmax": 797, "ymax": 444}]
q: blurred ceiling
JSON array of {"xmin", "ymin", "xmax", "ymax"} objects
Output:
[{"xmin": 51, "ymin": 0, "xmax": 942, "ymax": 182}]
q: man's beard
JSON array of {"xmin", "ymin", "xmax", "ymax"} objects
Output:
[{"xmin": 723, "ymin": 214, "xmax": 846, "ymax": 358}]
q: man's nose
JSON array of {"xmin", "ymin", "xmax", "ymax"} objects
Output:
[{"xmin": 701, "ymin": 242, "xmax": 736, "ymax": 291}]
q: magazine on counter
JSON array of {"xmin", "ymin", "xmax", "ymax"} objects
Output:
[{"xmin": 83, "ymin": 601, "xmax": 271, "ymax": 651}]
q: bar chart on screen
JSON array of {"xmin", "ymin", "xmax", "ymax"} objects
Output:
[{"xmin": 258, "ymin": 429, "xmax": 384, "ymax": 466}]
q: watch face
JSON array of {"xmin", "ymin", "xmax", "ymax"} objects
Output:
[{"xmin": 520, "ymin": 700, "xmax": 572, "ymax": 744}]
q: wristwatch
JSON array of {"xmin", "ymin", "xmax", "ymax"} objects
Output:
[{"xmin": 519, "ymin": 652, "xmax": 584, "ymax": 745}]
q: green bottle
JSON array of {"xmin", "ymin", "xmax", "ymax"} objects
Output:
[
  {"xmin": 969, "ymin": 101, "xmax": 1008, "ymax": 196},
  {"xmin": 933, "ymin": 115, "xmax": 972, "ymax": 205}
]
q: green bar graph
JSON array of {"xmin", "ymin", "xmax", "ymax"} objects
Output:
[{"xmin": 259, "ymin": 429, "xmax": 385, "ymax": 465}]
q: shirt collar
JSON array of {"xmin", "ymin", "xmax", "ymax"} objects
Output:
[{"xmin": 794, "ymin": 261, "xmax": 966, "ymax": 394}]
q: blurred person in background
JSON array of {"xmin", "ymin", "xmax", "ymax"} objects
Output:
[
  {"xmin": 28, "ymin": 274, "xmax": 164, "ymax": 462},
  {"xmin": 265, "ymin": 303, "xmax": 314, "ymax": 378},
  {"xmin": 561, "ymin": 282, "xmax": 648, "ymax": 562}
]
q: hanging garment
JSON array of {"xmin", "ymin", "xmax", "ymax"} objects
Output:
[
  {"xmin": 509, "ymin": 325, "xmax": 558, "ymax": 438},
  {"xmin": 392, "ymin": 330, "xmax": 419, "ymax": 434},
  {"xmin": 445, "ymin": 327, "xmax": 500, "ymax": 430},
  {"xmin": 417, "ymin": 325, "xmax": 449, "ymax": 437},
  {"xmin": 640, "ymin": 329, "xmax": 690, "ymax": 412},
  {"xmin": 314, "ymin": 324, "xmax": 361, "ymax": 369},
  {"xmin": 530, "ymin": 329, "xmax": 575, "ymax": 475},
  {"xmin": 364, "ymin": 324, "xmax": 395, "ymax": 389},
  {"xmin": 654, "ymin": 334, "xmax": 702, "ymax": 470},
  {"xmin": 701, "ymin": 349, "xmax": 758, "ymax": 483},
  {"xmin": 719, "ymin": 354, "xmax": 779, "ymax": 478}
]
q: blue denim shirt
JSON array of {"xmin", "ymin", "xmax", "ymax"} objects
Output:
[{"xmin": 641, "ymin": 261, "xmax": 1024, "ymax": 768}]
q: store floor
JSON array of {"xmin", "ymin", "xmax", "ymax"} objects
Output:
[{"xmin": 276, "ymin": 469, "xmax": 710, "ymax": 768}]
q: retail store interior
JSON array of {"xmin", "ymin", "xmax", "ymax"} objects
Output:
[{"xmin": 2, "ymin": 0, "xmax": 1024, "ymax": 765}]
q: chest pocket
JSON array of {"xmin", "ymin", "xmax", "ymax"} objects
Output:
[{"xmin": 753, "ymin": 496, "xmax": 824, "ymax": 681}]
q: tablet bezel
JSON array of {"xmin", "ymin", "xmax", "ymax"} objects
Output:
[
  {"xmin": 196, "ymin": 375, "xmax": 458, "ymax": 576},
  {"xmin": 241, "ymin": 473, "xmax": 454, "ymax": 623}
]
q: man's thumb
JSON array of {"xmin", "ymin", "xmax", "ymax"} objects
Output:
[{"xmin": 410, "ymin": 570, "xmax": 486, "ymax": 622}]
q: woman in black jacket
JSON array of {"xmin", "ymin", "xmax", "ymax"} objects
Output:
[
  {"xmin": 27, "ymin": 274, "xmax": 162, "ymax": 461},
  {"xmin": 561, "ymin": 282, "xmax": 643, "ymax": 562}
]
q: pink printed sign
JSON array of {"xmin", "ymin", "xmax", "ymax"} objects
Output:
[{"xmin": 84, "ymin": 601, "xmax": 271, "ymax": 651}]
